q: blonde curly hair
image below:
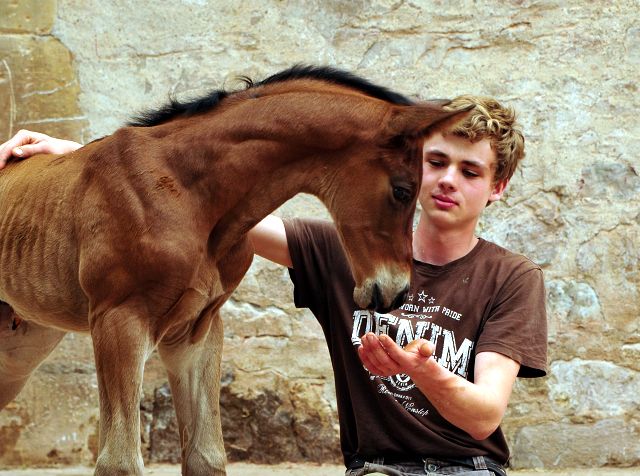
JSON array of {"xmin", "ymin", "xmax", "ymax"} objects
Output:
[{"xmin": 446, "ymin": 95, "xmax": 526, "ymax": 185}]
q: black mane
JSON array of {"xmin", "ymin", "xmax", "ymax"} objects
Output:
[{"xmin": 127, "ymin": 65, "xmax": 414, "ymax": 128}]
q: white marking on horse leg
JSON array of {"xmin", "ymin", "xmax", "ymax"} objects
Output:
[{"xmin": 158, "ymin": 311, "xmax": 227, "ymax": 476}]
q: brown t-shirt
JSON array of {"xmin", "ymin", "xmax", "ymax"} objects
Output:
[{"xmin": 284, "ymin": 218, "xmax": 547, "ymax": 466}]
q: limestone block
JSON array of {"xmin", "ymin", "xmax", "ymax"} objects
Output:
[
  {"xmin": 579, "ymin": 162, "xmax": 640, "ymax": 200},
  {"xmin": 0, "ymin": 35, "xmax": 87, "ymax": 144},
  {"xmin": 625, "ymin": 27, "xmax": 640, "ymax": 64},
  {"xmin": 543, "ymin": 279, "xmax": 612, "ymax": 362},
  {"xmin": 510, "ymin": 419, "xmax": 640, "ymax": 469},
  {"xmin": 548, "ymin": 359, "xmax": 640, "ymax": 420},
  {"xmin": 546, "ymin": 280, "xmax": 603, "ymax": 327},
  {"xmin": 576, "ymin": 225, "xmax": 640, "ymax": 331},
  {"xmin": 0, "ymin": 0, "xmax": 55, "ymax": 34},
  {"xmin": 220, "ymin": 374, "xmax": 340, "ymax": 463},
  {"xmin": 221, "ymin": 297, "xmax": 331, "ymax": 379},
  {"xmin": 478, "ymin": 193, "xmax": 568, "ymax": 267},
  {"xmin": 230, "ymin": 258, "xmax": 298, "ymax": 312}
]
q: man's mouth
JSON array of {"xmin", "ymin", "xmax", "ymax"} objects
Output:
[{"xmin": 433, "ymin": 194, "xmax": 457, "ymax": 207}]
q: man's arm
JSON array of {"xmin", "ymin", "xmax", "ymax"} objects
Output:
[
  {"xmin": 248, "ymin": 215, "xmax": 293, "ymax": 268},
  {"xmin": 358, "ymin": 332, "xmax": 519, "ymax": 440},
  {"xmin": 0, "ymin": 130, "xmax": 82, "ymax": 170}
]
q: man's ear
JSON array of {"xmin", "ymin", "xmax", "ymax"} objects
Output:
[{"xmin": 489, "ymin": 179, "xmax": 509, "ymax": 203}]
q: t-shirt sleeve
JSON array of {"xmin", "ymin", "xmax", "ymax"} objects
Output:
[
  {"xmin": 476, "ymin": 265, "xmax": 548, "ymax": 378},
  {"xmin": 283, "ymin": 217, "xmax": 354, "ymax": 317}
]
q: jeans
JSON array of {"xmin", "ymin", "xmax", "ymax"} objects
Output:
[{"xmin": 345, "ymin": 456, "xmax": 507, "ymax": 476}]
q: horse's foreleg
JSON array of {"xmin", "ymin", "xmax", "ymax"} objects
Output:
[
  {"xmin": 158, "ymin": 310, "xmax": 226, "ymax": 476},
  {"xmin": 0, "ymin": 303, "xmax": 66, "ymax": 410},
  {"xmin": 91, "ymin": 308, "xmax": 151, "ymax": 476}
]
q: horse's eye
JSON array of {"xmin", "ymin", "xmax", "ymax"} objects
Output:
[{"xmin": 393, "ymin": 187, "xmax": 412, "ymax": 203}]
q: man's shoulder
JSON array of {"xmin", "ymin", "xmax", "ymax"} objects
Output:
[{"xmin": 474, "ymin": 239, "xmax": 544, "ymax": 291}]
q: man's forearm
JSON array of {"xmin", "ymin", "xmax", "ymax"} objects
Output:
[
  {"xmin": 408, "ymin": 353, "xmax": 518, "ymax": 440},
  {"xmin": 358, "ymin": 333, "xmax": 520, "ymax": 440}
]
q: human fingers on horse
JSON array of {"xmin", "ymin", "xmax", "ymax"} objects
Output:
[
  {"xmin": 49, "ymin": 138, "xmax": 82, "ymax": 155},
  {"xmin": 0, "ymin": 130, "xmax": 45, "ymax": 169},
  {"xmin": 0, "ymin": 139, "xmax": 20, "ymax": 169},
  {"xmin": 0, "ymin": 131, "xmax": 81, "ymax": 170}
]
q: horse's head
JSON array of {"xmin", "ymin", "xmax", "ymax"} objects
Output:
[
  {"xmin": 323, "ymin": 100, "xmax": 473, "ymax": 313},
  {"xmin": 171, "ymin": 65, "xmax": 472, "ymax": 314}
]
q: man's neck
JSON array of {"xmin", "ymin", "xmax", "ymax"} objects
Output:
[{"xmin": 412, "ymin": 221, "xmax": 480, "ymax": 266}]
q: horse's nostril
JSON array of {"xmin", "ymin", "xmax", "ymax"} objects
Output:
[
  {"xmin": 390, "ymin": 287, "xmax": 409, "ymax": 310},
  {"xmin": 368, "ymin": 284, "xmax": 408, "ymax": 313},
  {"xmin": 368, "ymin": 283, "xmax": 383, "ymax": 311}
]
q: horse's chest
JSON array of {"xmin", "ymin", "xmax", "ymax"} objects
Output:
[{"xmin": 213, "ymin": 236, "xmax": 255, "ymax": 293}]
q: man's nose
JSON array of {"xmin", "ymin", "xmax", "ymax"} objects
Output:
[{"xmin": 438, "ymin": 167, "xmax": 457, "ymax": 189}]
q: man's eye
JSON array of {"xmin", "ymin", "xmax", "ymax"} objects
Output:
[
  {"xmin": 393, "ymin": 187, "xmax": 412, "ymax": 203},
  {"xmin": 463, "ymin": 170, "xmax": 479, "ymax": 177}
]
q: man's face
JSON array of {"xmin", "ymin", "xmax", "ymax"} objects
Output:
[{"xmin": 419, "ymin": 131, "xmax": 508, "ymax": 233}]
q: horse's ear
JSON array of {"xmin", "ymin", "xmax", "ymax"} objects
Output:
[{"xmin": 387, "ymin": 100, "xmax": 474, "ymax": 138}]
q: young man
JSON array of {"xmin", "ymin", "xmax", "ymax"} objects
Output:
[
  {"xmin": 248, "ymin": 95, "xmax": 547, "ymax": 476},
  {"xmin": 0, "ymin": 95, "xmax": 547, "ymax": 476}
]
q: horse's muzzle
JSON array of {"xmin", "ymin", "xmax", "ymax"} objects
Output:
[{"xmin": 367, "ymin": 283, "xmax": 409, "ymax": 314}]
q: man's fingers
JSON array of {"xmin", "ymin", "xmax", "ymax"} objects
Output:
[
  {"xmin": 0, "ymin": 145, "xmax": 16, "ymax": 169},
  {"xmin": 359, "ymin": 333, "xmax": 435, "ymax": 378},
  {"xmin": 361, "ymin": 333, "xmax": 402, "ymax": 374},
  {"xmin": 12, "ymin": 144, "xmax": 42, "ymax": 158},
  {"xmin": 0, "ymin": 140, "xmax": 15, "ymax": 166},
  {"xmin": 0, "ymin": 130, "xmax": 42, "ymax": 169},
  {"xmin": 0, "ymin": 145, "xmax": 34, "ymax": 170},
  {"xmin": 378, "ymin": 334, "xmax": 414, "ymax": 364},
  {"xmin": 419, "ymin": 340, "xmax": 435, "ymax": 358},
  {"xmin": 357, "ymin": 346, "xmax": 387, "ymax": 376}
]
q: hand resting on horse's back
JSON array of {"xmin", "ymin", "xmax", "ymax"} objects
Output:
[{"xmin": 0, "ymin": 130, "xmax": 82, "ymax": 170}]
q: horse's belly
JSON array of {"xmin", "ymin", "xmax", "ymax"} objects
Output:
[
  {"xmin": 0, "ymin": 276, "xmax": 89, "ymax": 332},
  {"xmin": 14, "ymin": 308, "xmax": 89, "ymax": 333}
]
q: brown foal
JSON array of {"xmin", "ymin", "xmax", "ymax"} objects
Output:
[{"xmin": 0, "ymin": 66, "xmax": 469, "ymax": 475}]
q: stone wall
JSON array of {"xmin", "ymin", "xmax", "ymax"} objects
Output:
[{"xmin": 1, "ymin": 0, "xmax": 639, "ymax": 470}]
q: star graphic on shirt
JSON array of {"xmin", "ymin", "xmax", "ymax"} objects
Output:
[
  {"xmin": 417, "ymin": 291, "xmax": 427, "ymax": 302},
  {"xmin": 407, "ymin": 294, "xmax": 414, "ymax": 302},
  {"xmin": 428, "ymin": 297, "xmax": 435, "ymax": 304}
]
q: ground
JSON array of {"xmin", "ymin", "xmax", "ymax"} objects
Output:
[{"xmin": 0, "ymin": 464, "xmax": 640, "ymax": 475}]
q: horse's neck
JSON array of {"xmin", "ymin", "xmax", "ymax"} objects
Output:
[
  {"xmin": 207, "ymin": 152, "xmax": 332, "ymax": 261},
  {"xmin": 159, "ymin": 119, "xmax": 338, "ymax": 260}
]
